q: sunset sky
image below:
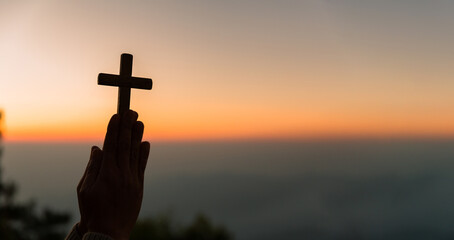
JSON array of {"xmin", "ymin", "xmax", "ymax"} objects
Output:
[{"xmin": 1, "ymin": 1, "xmax": 454, "ymax": 142}]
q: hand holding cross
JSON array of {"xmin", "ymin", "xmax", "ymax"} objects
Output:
[{"xmin": 98, "ymin": 53, "xmax": 153, "ymax": 115}]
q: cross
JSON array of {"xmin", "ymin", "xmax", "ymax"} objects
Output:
[{"xmin": 98, "ymin": 53, "xmax": 153, "ymax": 115}]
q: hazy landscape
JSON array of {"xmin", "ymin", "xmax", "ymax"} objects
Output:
[
  {"xmin": 3, "ymin": 1, "xmax": 454, "ymax": 239},
  {"xmin": 3, "ymin": 140, "xmax": 454, "ymax": 240}
]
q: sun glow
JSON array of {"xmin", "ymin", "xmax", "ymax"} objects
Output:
[{"xmin": 2, "ymin": 1, "xmax": 454, "ymax": 142}]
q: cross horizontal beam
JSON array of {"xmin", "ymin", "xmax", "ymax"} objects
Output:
[{"xmin": 98, "ymin": 73, "xmax": 153, "ymax": 90}]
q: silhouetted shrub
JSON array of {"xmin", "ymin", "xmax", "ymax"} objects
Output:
[
  {"xmin": 0, "ymin": 110, "xmax": 71, "ymax": 240},
  {"xmin": 131, "ymin": 212, "xmax": 233, "ymax": 240}
]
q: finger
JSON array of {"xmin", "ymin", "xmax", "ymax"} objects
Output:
[
  {"xmin": 77, "ymin": 146, "xmax": 98, "ymax": 192},
  {"xmin": 102, "ymin": 114, "xmax": 120, "ymax": 170},
  {"xmin": 117, "ymin": 110, "xmax": 138, "ymax": 172},
  {"xmin": 130, "ymin": 121, "xmax": 144, "ymax": 177},
  {"xmin": 83, "ymin": 146, "xmax": 103, "ymax": 187},
  {"xmin": 138, "ymin": 141, "xmax": 150, "ymax": 183}
]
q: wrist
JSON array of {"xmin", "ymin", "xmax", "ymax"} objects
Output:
[
  {"xmin": 77, "ymin": 222, "xmax": 88, "ymax": 236},
  {"xmin": 82, "ymin": 232, "xmax": 117, "ymax": 240}
]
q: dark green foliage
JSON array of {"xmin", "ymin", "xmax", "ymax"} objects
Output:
[
  {"xmin": 180, "ymin": 214, "xmax": 233, "ymax": 240},
  {"xmin": 131, "ymin": 213, "xmax": 233, "ymax": 240},
  {"xmin": 131, "ymin": 213, "xmax": 174, "ymax": 240},
  {"xmin": 0, "ymin": 110, "xmax": 71, "ymax": 240}
]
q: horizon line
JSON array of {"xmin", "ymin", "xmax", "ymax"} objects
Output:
[{"xmin": 5, "ymin": 134, "xmax": 454, "ymax": 144}]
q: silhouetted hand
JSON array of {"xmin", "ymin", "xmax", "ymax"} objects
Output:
[{"xmin": 76, "ymin": 110, "xmax": 150, "ymax": 240}]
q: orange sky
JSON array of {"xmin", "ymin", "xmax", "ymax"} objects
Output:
[{"xmin": 1, "ymin": 1, "xmax": 454, "ymax": 142}]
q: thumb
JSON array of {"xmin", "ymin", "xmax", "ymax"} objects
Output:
[
  {"xmin": 81, "ymin": 146, "xmax": 103, "ymax": 189},
  {"xmin": 77, "ymin": 146, "xmax": 98, "ymax": 192}
]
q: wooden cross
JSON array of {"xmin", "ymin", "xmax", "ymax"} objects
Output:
[{"xmin": 98, "ymin": 53, "xmax": 153, "ymax": 115}]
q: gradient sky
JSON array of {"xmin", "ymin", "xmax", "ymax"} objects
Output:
[{"xmin": 1, "ymin": 1, "xmax": 454, "ymax": 142}]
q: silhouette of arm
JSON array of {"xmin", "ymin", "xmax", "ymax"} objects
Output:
[{"xmin": 66, "ymin": 110, "xmax": 150, "ymax": 240}]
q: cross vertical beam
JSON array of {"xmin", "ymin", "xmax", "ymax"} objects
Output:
[{"xmin": 118, "ymin": 54, "xmax": 133, "ymax": 115}]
